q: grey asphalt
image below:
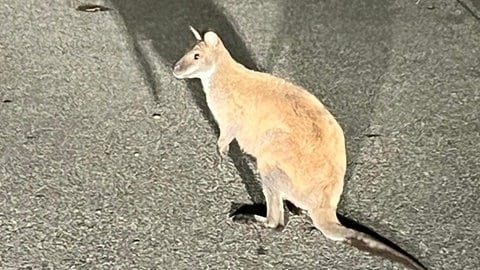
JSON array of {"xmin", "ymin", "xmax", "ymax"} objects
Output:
[{"xmin": 1, "ymin": 0, "xmax": 479, "ymax": 269}]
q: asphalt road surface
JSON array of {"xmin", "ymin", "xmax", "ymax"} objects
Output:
[{"xmin": 1, "ymin": 0, "xmax": 479, "ymax": 269}]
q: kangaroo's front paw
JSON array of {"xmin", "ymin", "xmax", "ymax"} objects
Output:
[{"xmin": 217, "ymin": 142, "xmax": 229, "ymax": 159}]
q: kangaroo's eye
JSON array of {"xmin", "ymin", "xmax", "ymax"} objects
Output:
[{"xmin": 194, "ymin": 53, "xmax": 200, "ymax": 60}]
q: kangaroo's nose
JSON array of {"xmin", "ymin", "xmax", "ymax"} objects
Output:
[
  {"xmin": 172, "ymin": 61, "xmax": 183, "ymax": 78},
  {"xmin": 173, "ymin": 62, "xmax": 181, "ymax": 71}
]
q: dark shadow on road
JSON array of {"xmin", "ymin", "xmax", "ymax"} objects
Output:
[
  {"xmin": 229, "ymin": 200, "xmax": 302, "ymax": 218},
  {"xmin": 110, "ymin": 0, "xmax": 264, "ymax": 204}
]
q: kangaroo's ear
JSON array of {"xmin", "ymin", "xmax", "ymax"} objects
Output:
[
  {"xmin": 189, "ymin": 25, "xmax": 202, "ymax": 41},
  {"xmin": 204, "ymin": 31, "xmax": 219, "ymax": 47}
]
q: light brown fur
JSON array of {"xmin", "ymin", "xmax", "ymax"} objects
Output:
[{"xmin": 173, "ymin": 27, "xmax": 426, "ymax": 270}]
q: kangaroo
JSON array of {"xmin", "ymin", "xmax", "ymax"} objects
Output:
[{"xmin": 173, "ymin": 26, "xmax": 427, "ymax": 270}]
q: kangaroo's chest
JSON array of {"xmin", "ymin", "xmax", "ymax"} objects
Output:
[
  {"xmin": 204, "ymin": 92, "xmax": 223, "ymax": 123},
  {"xmin": 202, "ymin": 79, "xmax": 232, "ymax": 125}
]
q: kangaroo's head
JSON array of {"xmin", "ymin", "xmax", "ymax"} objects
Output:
[{"xmin": 173, "ymin": 26, "xmax": 224, "ymax": 80}]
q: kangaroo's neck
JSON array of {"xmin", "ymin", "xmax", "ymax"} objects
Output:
[{"xmin": 200, "ymin": 51, "xmax": 249, "ymax": 96}]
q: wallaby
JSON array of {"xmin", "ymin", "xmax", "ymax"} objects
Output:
[{"xmin": 173, "ymin": 26, "xmax": 427, "ymax": 270}]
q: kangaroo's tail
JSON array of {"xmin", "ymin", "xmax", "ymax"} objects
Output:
[{"xmin": 311, "ymin": 208, "xmax": 427, "ymax": 270}]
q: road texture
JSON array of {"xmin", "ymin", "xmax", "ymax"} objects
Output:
[{"xmin": 1, "ymin": 0, "xmax": 479, "ymax": 269}]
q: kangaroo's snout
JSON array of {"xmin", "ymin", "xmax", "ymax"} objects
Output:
[
  {"xmin": 172, "ymin": 60, "xmax": 185, "ymax": 78},
  {"xmin": 173, "ymin": 62, "xmax": 179, "ymax": 71}
]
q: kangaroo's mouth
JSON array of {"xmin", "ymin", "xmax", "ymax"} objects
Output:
[{"xmin": 172, "ymin": 69, "xmax": 184, "ymax": 79}]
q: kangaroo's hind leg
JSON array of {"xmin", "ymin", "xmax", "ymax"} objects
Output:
[{"xmin": 253, "ymin": 165, "xmax": 291, "ymax": 229}]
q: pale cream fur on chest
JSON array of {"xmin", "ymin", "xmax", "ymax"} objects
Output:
[{"xmin": 201, "ymin": 77, "xmax": 224, "ymax": 124}]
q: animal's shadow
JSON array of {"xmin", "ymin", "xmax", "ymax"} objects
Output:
[{"xmin": 110, "ymin": 0, "xmax": 265, "ymax": 205}]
